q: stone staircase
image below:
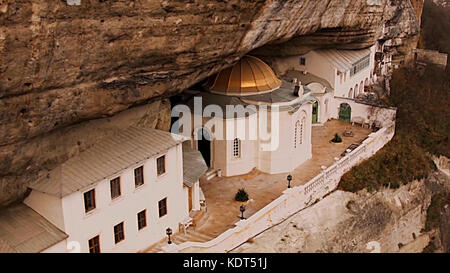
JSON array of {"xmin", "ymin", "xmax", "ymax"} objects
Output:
[
  {"xmin": 145, "ymin": 229, "xmax": 216, "ymax": 253},
  {"xmin": 205, "ymin": 168, "xmax": 221, "ymax": 180},
  {"xmin": 172, "ymin": 229, "xmax": 216, "ymax": 244},
  {"xmin": 192, "ymin": 209, "xmax": 209, "ymax": 227},
  {"xmin": 144, "ymin": 210, "xmax": 214, "ymax": 253}
]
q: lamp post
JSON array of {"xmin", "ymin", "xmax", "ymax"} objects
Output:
[
  {"xmin": 239, "ymin": 205, "xmax": 246, "ymax": 220},
  {"xmin": 166, "ymin": 227, "xmax": 172, "ymax": 244},
  {"xmin": 287, "ymin": 174, "xmax": 292, "ymax": 188}
]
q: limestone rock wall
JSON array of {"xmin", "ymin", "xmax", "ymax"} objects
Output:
[
  {"xmin": 0, "ymin": 0, "xmax": 423, "ymax": 206},
  {"xmin": 233, "ymin": 171, "xmax": 449, "ymax": 253},
  {"xmin": 0, "ymin": 99, "xmax": 171, "ymax": 206}
]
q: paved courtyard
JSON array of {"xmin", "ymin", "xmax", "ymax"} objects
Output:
[{"xmin": 146, "ymin": 119, "xmax": 371, "ymax": 252}]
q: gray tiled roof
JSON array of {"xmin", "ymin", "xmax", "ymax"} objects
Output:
[
  {"xmin": 0, "ymin": 204, "xmax": 68, "ymax": 253},
  {"xmin": 315, "ymin": 48, "xmax": 371, "ymax": 72},
  {"xmin": 182, "ymin": 143, "xmax": 208, "ymax": 187},
  {"xmin": 29, "ymin": 127, "xmax": 188, "ymax": 198},
  {"xmin": 186, "ymin": 79, "xmax": 311, "ymax": 114},
  {"xmin": 242, "ymin": 80, "xmax": 309, "ymax": 104},
  {"xmin": 186, "ymin": 90, "xmax": 257, "ymax": 119},
  {"xmin": 283, "ymin": 70, "xmax": 333, "ymax": 92}
]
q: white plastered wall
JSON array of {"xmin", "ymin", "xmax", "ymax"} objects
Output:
[
  {"xmin": 24, "ymin": 190, "xmax": 65, "ymax": 231},
  {"xmin": 330, "ymin": 97, "xmax": 396, "ymax": 127},
  {"xmin": 41, "ymin": 239, "xmax": 68, "ymax": 253},
  {"xmin": 271, "ymin": 45, "xmax": 377, "ymax": 99},
  {"xmin": 46, "ymin": 143, "xmax": 189, "ymax": 253},
  {"xmin": 257, "ymin": 103, "xmax": 312, "ymax": 174}
]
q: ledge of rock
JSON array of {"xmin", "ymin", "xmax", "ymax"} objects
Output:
[{"xmin": 0, "ymin": 0, "xmax": 423, "ymax": 206}]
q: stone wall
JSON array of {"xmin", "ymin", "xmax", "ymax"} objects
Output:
[
  {"xmin": 0, "ymin": 0, "xmax": 423, "ymax": 206},
  {"xmin": 0, "ymin": 99, "xmax": 171, "ymax": 207},
  {"xmin": 332, "ymin": 97, "xmax": 397, "ymax": 127}
]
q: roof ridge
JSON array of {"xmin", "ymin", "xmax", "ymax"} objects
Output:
[{"xmin": 30, "ymin": 127, "xmax": 186, "ymax": 197}]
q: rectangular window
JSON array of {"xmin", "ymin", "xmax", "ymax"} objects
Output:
[
  {"xmin": 134, "ymin": 166, "xmax": 144, "ymax": 187},
  {"xmin": 350, "ymin": 55, "xmax": 370, "ymax": 77},
  {"xmin": 137, "ymin": 210, "xmax": 147, "ymax": 230},
  {"xmin": 300, "ymin": 57, "xmax": 306, "ymax": 66},
  {"xmin": 158, "ymin": 198, "xmax": 167, "ymax": 218},
  {"xmin": 88, "ymin": 235, "xmax": 100, "ymax": 253},
  {"xmin": 157, "ymin": 155, "xmax": 166, "ymax": 176},
  {"xmin": 84, "ymin": 189, "xmax": 96, "ymax": 213},
  {"xmin": 110, "ymin": 177, "xmax": 121, "ymax": 199},
  {"xmin": 114, "ymin": 222, "xmax": 125, "ymax": 244}
]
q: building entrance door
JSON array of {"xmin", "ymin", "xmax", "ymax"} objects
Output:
[
  {"xmin": 197, "ymin": 128, "xmax": 211, "ymax": 167},
  {"xmin": 312, "ymin": 101, "xmax": 319, "ymax": 123},
  {"xmin": 338, "ymin": 103, "xmax": 351, "ymax": 123}
]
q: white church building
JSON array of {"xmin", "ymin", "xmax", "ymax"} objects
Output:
[
  {"xmin": 178, "ymin": 46, "xmax": 381, "ymax": 178},
  {"xmin": 180, "ymin": 56, "xmax": 315, "ymax": 177}
]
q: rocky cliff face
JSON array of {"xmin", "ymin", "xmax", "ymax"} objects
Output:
[
  {"xmin": 0, "ymin": 0, "xmax": 423, "ymax": 206},
  {"xmin": 233, "ymin": 170, "xmax": 449, "ymax": 253}
]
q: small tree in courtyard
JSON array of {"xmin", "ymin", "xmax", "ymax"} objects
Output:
[
  {"xmin": 235, "ymin": 188, "xmax": 249, "ymax": 202},
  {"xmin": 331, "ymin": 133, "xmax": 343, "ymax": 143}
]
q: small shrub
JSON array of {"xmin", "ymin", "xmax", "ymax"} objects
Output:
[
  {"xmin": 235, "ymin": 188, "xmax": 249, "ymax": 202},
  {"xmin": 338, "ymin": 136, "xmax": 435, "ymax": 192},
  {"xmin": 331, "ymin": 133, "xmax": 342, "ymax": 143}
]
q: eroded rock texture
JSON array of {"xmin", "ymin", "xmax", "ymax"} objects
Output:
[
  {"xmin": 233, "ymin": 171, "xmax": 449, "ymax": 253},
  {"xmin": 0, "ymin": 0, "xmax": 423, "ymax": 206}
]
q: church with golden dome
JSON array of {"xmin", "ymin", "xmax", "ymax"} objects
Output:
[
  {"xmin": 178, "ymin": 46, "xmax": 377, "ymax": 177},
  {"xmin": 181, "ymin": 55, "xmax": 316, "ymax": 177}
]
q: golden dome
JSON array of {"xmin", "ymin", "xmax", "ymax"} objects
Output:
[{"xmin": 206, "ymin": 56, "xmax": 282, "ymax": 96}]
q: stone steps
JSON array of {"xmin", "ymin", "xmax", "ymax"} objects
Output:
[
  {"xmin": 176, "ymin": 230, "xmax": 215, "ymax": 243},
  {"xmin": 192, "ymin": 210, "xmax": 209, "ymax": 228},
  {"xmin": 205, "ymin": 168, "xmax": 221, "ymax": 180},
  {"xmin": 144, "ymin": 214, "xmax": 216, "ymax": 252}
]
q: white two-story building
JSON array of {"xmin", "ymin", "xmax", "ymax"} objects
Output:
[
  {"xmin": 270, "ymin": 46, "xmax": 377, "ymax": 99},
  {"xmin": 263, "ymin": 46, "xmax": 379, "ymax": 126},
  {"xmin": 0, "ymin": 126, "xmax": 207, "ymax": 253}
]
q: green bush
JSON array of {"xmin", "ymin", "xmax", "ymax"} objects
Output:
[
  {"xmin": 235, "ymin": 188, "xmax": 249, "ymax": 202},
  {"xmin": 339, "ymin": 135, "xmax": 435, "ymax": 192},
  {"xmin": 338, "ymin": 42, "xmax": 450, "ymax": 193}
]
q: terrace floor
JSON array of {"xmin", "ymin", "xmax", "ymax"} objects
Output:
[{"xmin": 145, "ymin": 119, "xmax": 371, "ymax": 252}]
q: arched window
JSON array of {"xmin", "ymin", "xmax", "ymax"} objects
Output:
[
  {"xmin": 348, "ymin": 88, "xmax": 353, "ymax": 98},
  {"xmin": 233, "ymin": 138, "xmax": 241, "ymax": 158}
]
